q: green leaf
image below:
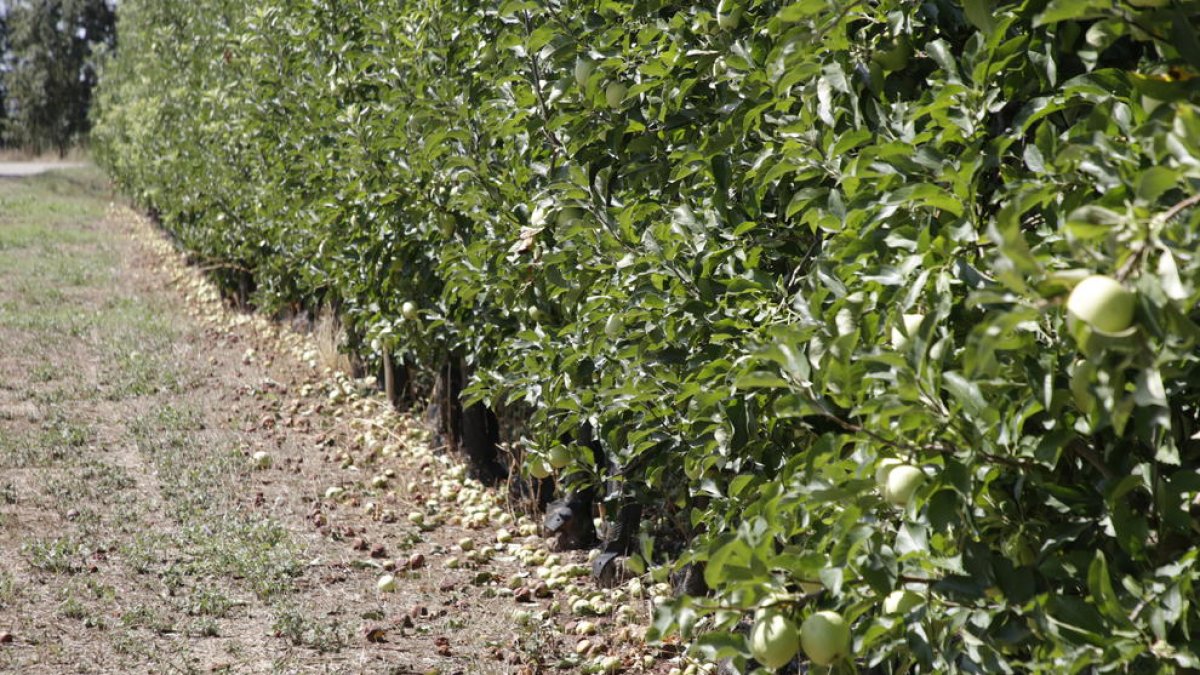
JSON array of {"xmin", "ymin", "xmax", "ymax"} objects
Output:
[
  {"xmin": 734, "ymin": 371, "xmax": 790, "ymax": 389},
  {"xmin": 943, "ymin": 371, "xmax": 987, "ymax": 419},
  {"xmin": 1169, "ymin": 9, "xmax": 1200, "ymax": 69},
  {"xmin": 1087, "ymin": 551, "xmax": 1132, "ymax": 627},
  {"xmin": 1136, "ymin": 167, "xmax": 1178, "ymax": 203},
  {"xmin": 962, "ymin": 0, "xmax": 996, "ymax": 35},
  {"xmin": 777, "ymin": 0, "xmax": 827, "ymax": 22},
  {"xmin": 1034, "ymin": 0, "xmax": 1109, "ymax": 26}
]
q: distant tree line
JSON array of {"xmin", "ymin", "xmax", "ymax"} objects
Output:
[{"xmin": 0, "ymin": 0, "xmax": 115, "ymax": 156}]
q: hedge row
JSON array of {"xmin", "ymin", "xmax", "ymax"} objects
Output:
[{"xmin": 94, "ymin": 0, "xmax": 1200, "ymax": 671}]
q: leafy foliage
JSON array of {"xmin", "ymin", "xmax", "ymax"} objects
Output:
[
  {"xmin": 93, "ymin": 0, "xmax": 1200, "ymax": 671},
  {"xmin": 1, "ymin": 0, "xmax": 115, "ymax": 155}
]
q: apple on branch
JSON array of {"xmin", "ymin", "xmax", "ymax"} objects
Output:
[
  {"xmin": 1066, "ymin": 274, "xmax": 1136, "ymax": 334},
  {"xmin": 800, "ymin": 610, "xmax": 851, "ymax": 666},
  {"xmin": 605, "ymin": 81, "xmax": 628, "ymax": 109},
  {"xmin": 749, "ymin": 609, "xmax": 800, "ymax": 671}
]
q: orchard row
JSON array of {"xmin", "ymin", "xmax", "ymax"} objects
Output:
[{"xmin": 94, "ymin": 0, "xmax": 1200, "ymax": 671}]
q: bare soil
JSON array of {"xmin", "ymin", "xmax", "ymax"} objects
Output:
[{"xmin": 0, "ymin": 168, "xmax": 664, "ymax": 674}]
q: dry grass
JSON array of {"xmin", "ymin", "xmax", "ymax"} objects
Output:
[{"xmin": 311, "ymin": 308, "xmax": 355, "ymax": 377}]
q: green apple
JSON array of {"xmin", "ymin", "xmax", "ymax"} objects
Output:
[
  {"xmin": 882, "ymin": 589, "xmax": 922, "ymax": 615},
  {"xmin": 1003, "ymin": 534, "xmax": 1037, "ymax": 566},
  {"xmin": 890, "ymin": 313, "xmax": 924, "ymax": 349},
  {"xmin": 605, "ymin": 81, "xmax": 628, "ymax": 109},
  {"xmin": 574, "ymin": 57, "xmax": 594, "ymax": 89},
  {"xmin": 749, "ymin": 609, "xmax": 800, "ymax": 670},
  {"xmin": 548, "ymin": 444, "xmax": 572, "ymax": 469},
  {"xmin": 716, "ymin": 0, "xmax": 743, "ymax": 30},
  {"xmin": 884, "ymin": 464, "xmax": 925, "ymax": 507},
  {"xmin": 401, "ymin": 301, "xmax": 418, "ymax": 320},
  {"xmin": 875, "ymin": 457, "xmax": 902, "ymax": 488},
  {"xmin": 800, "ymin": 610, "xmax": 850, "ymax": 666},
  {"xmin": 1066, "ymin": 275, "xmax": 1135, "ymax": 334},
  {"xmin": 528, "ymin": 306, "xmax": 548, "ymax": 323},
  {"xmin": 557, "ymin": 206, "xmax": 585, "ymax": 227},
  {"xmin": 528, "ymin": 458, "xmax": 552, "ymax": 479},
  {"xmin": 604, "ymin": 314, "xmax": 623, "ymax": 338},
  {"xmin": 872, "ymin": 38, "xmax": 912, "ymax": 72}
]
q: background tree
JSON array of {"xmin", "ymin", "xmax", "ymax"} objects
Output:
[
  {"xmin": 2, "ymin": 0, "xmax": 115, "ymax": 156},
  {"xmin": 0, "ymin": 10, "xmax": 10, "ymax": 143}
]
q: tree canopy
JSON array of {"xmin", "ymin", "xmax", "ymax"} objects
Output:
[{"xmin": 1, "ymin": 0, "xmax": 115, "ymax": 155}]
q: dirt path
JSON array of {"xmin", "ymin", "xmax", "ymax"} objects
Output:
[
  {"xmin": 0, "ymin": 169, "xmax": 659, "ymax": 674},
  {"xmin": 0, "ymin": 162, "xmax": 90, "ymax": 178}
]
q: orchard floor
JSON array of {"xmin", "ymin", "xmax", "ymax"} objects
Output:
[{"xmin": 0, "ymin": 168, "xmax": 656, "ymax": 674}]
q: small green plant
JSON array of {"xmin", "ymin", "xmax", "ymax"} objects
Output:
[
  {"xmin": 271, "ymin": 606, "xmax": 349, "ymax": 654},
  {"xmin": 0, "ymin": 572, "xmax": 19, "ymax": 607},
  {"xmin": 24, "ymin": 536, "xmax": 86, "ymax": 574}
]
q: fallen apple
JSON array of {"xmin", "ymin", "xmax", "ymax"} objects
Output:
[
  {"xmin": 800, "ymin": 610, "xmax": 850, "ymax": 666},
  {"xmin": 1066, "ymin": 274, "xmax": 1135, "ymax": 334},
  {"xmin": 377, "ymin": 574, "xmax": 396, "ymax": 592},
  {"xmin": 749, "ymin": 609, "xmax": 800, "ymax": 670},
  {"xmin": 252, "ymin": 451, "xmax": 271, "ymax": 469}
]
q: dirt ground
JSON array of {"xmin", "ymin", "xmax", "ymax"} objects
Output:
[{"xmin": 0, "ymin": 168, "xmax": 670, "ymax": 674}]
